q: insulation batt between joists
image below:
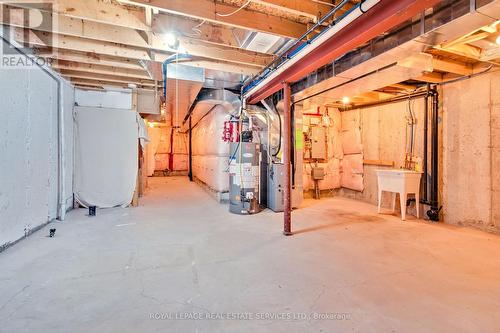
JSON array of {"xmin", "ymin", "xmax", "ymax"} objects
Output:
[
  {"xmin": 302, "ymin": 107, "xmax": 343, "ymax": 191},
  {"xmin": 192, "ymin": 105, "xmax": 232, "ymax": 192},
  {"xmin": 302, "ymin": 106, "xmax": 364, "ymax": 192},
  {"xmin": 340, "ymin": 110, "xmax": 364, "ymax": 191},
  {"xmin": 303, "ymin": 159, "xmax": 341, "ymax": 191}
]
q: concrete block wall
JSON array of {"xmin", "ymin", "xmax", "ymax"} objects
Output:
[{"xmin": 0, "ymin": 39, "xmax": 75, "ymax": 249}]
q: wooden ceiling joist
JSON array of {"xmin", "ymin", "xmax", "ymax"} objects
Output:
[
  {"xmin": 431, "ymin": 58, "xmax": 473, "ymax": 76},
  {"xmin": 16, "ymin": 29, "xmax": 152, "ymax": 60},
  {"xmin": 6, "ymin": 13, "xmax": 273, "ymax": 67},
  {"xmin": 41, "ymin": 50, "xmax": 144, "ymax": 71},
  {"xmin": 9, "ymin": 0, "xmax": 149, "ymax": 31},
  {"xmin": 51, "ymin": 61, "xmax": 152, "ymax": 80},
  {"xmin": 124, "ymin": 0, "xmax": 307, "ymax": 38},
  {"xmin": 60, "ymin": 69, "xmax": 156, "ymax": 86},
  {"xmin": 244, "ymin": 0, "xmax": 328, "ymax": 22},
  {"xmin": 70, "ymin": 78, "xmax": 153, "ymax": 90},
  {"xmin": 5, "ymin": 2, "xmax": 245, "ymax": 50},
  {"xmin": 16, "ymin": 28, "xmax": 265, "ymax": 76}
]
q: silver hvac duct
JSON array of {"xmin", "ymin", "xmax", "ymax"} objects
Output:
[{"xmin": 184, "ymin": 89, "xmax": 241, "ymax": 128}]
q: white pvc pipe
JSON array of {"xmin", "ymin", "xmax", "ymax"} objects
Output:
[{"xmin": 243, "ymin": 0, "xmax": 381, "ymax": 100}]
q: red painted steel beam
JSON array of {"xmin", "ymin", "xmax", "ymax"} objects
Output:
[
  {"xmin": 246, "ymin": 0, "xmax": 441, "ymax": 104},
  {"xmin": 283, "ymin": 82, "xmax": 292, "ymax": 236}
]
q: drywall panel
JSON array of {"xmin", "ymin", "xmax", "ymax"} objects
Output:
[
  {"xmin": 74, "ymin": 107, "xmax": 138, "ymax": 208},
  {"xmin": 0, "ymin": 42, "xmax": 76, "ymax": 248},
  {"xmin": 75, "ymin": 88, "xmax": 132, "ymax": 109}
]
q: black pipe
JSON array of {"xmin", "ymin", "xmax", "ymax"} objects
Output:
[
  {"xmin": 421, "ymin": 84, "xmax": 430, "ymax": 205},
  {"xmin": 427, "ymin": 86, "xmax": 441, "ymax": 221},
  {"xmin": 188, "ymin": 116, "xmax": 193, "ymax": 182}
]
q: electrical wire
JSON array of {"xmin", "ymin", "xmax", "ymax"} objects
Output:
[
  {"xmin": 216, "ymin": 0, "xmax": 252, "ymax": 17},
  {"xmin": 185, "ymin": 20, "xmax": 206, "ymax": 38},
  {"xmin": 438, "ymin": 65, "xmax": 494, "ymax": 86}
]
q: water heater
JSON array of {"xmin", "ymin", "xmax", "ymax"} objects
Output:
[{"xmin": 229, "ymin": 142, "xmax": 260, "ymax": 215}]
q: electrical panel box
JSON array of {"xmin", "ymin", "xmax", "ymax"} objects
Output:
[
  {"xmin": 312, "ymin": 167, "xmax": 325, "ymax": 180},
  {"xmin": 310, "ymin": 126, "xmax": 327, "ymax": 160}
]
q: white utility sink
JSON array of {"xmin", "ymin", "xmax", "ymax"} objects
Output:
[{"xmin": 376, "ymin": 169, "xmax": 422, "ymax": 220}]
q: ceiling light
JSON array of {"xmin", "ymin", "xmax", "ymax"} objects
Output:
[
  {"xmin": 342, "ymin": 96, "xmax": 350, "ymax": 104},
  {"xmin": 496, "ymin": 35, "xmax": 500, "ymax": 45},
  {"xmin": 165, "ymin": 32, "xmax": 179, "ymax": 49}
]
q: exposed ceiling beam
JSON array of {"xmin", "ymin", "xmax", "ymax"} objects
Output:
[
  {"xmin": 389, "ymin": 83, "xmax": 416, "ymax": 91},
  {"xmin": 4, "ymin": 2, "xmax": 244, "ymax": 50},
  {"xmin": 70, "ymin": 78, "xmax": 153, "ymax": 90},
  {"xmin": 434, "ymin": 43, "xmax": 482, "ymax": 61},
  {"xmin": 40, "ymin": 50, "xmax": 144, "ymax": 70},
  {"xmin": 442, "ymin": 31, "xmax": 491, "ymax": 49},
  {"xmin": 8, "ymin": 0, "xmax": 149, "ymax": 30},
  {"xmin": 246, "ymin": 0, "xmax": 328, "ymax": 22},
  {"xmin": 481, "ymin": 47, "xmax": 500, "ymax": 62},
  {"xmin": 59, "ymin": 69, "xmax": 156, "ymax": 86},
  {"xmin": 152, "ymin": 14, "xmax": 241, "ymax": 49},
  {"xmin": 5, "ymin": 10, "xmax": 272, "ymax": 67},
  {"xmin": 15, "ymin": 29, "xmax": 152, "ymax": 60},
  {"xmin": 40, "ymin": 47, "xmax": 259, "ymax": 76},
  {"xmin": 51, "ymin": 61, "xmax": 152, "ymax": 80},
  {"xmin": 152, "ymin": 52, "xmax": 261, "ymax": 76},
  {"xmin": 16, "ymin": 28, "xmax": 265, "ymax": 75},
  {"xmin": 124, "ymin": 0, "xmax": 307, "ymax": 38},
  {"xmin": 414, "ymin": 72, "xmax": 443, "ymax": 83},
  {"xmin": 431, "ymin": 58, "xmax": 473, "ymax": 76}
]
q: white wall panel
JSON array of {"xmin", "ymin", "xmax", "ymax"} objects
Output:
[{"xmin": 0, "ymin": 39, "xmax": 74, "ymax": 248}]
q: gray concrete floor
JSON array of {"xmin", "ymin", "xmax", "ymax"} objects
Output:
[{"xmin": 1, "ymin": 177, "xmax": 500, "ymax": 333}]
